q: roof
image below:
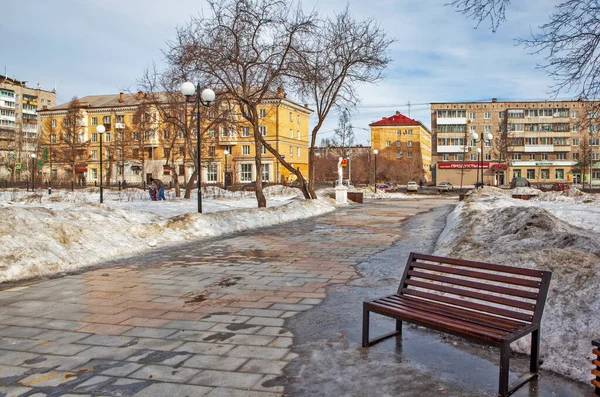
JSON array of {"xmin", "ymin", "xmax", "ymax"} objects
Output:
[
  {"xmin": 45, "ymin": 89, "xmax": 312, "ymax": 113},
  {"xmin": 369, "ymin": 112, "xmax": 422, "ymax": 127}
]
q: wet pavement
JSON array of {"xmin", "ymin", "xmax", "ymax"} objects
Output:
[{"xmin": 0, "ymin": 197, "xmax": 593, "ymax": 397}]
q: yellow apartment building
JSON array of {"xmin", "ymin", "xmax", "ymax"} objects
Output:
[
  {"xmin": 369, "ymin": 111, "xmax": 432, "ymax": 181},
  {"xmin": 38, "ymin": 89, "xmax": 312, "ymax": 186}
]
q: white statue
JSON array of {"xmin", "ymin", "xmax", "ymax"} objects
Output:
[{"xmin": 337, "ymin": 157, "xmax": 343, "ymax": 186}]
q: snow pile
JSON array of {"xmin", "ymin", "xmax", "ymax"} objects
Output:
[
  {"xmin": 435, "ymin": 194, "xmax": 600, "ymax": 383},
  {"xmin": 0, "ymin": 191, "xmax": 336, "ymax": 283},
  {"xmin": 511, "ymin": 186, "xmax": 541, "ymax": 195},
  {"xmin": 316, "ymin": 186, "xmax": 427, "ymax": 199}
]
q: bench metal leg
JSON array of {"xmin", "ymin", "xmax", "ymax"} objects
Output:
[
  {"xmin": 530, "ymin": 329, "xmax": 540, "ymax": 373},
  {"xmin": 499, "ymin": 342, "xmax": 510, "ymax": 397},
  {"xmin": 362, "ymin": 305, "xmax": 402, "ymax": 347}
]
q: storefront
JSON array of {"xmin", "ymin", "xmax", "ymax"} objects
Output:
[{"xmin": 436, "ymin": 161, "xmax": 491, "ymax": 187}]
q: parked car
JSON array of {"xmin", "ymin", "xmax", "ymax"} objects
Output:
[
  {"xmin": 438, "ymin": 182, "xmax": 453, "ymax": 192},
  {"xmin": 376, "ymin": 183, "xmax": 392, "ymax": 191},
  {"xmin": 510, "ymin": 177, "xmax": 531, "ymax": 188},
  {"xmin": 554, "ymin": 183, "xmax": 571, "ymax": 191},
  {"xmin": 406, "ymin": 181, "xmax": 419, "ymax": 192}
]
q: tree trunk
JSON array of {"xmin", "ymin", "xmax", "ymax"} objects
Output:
[
  {"xmin": 184, "ymin": 170, "xmax": 196, "ymax": 199},
  {"xmin": 253, "ymin": 131, "xmax": 267, "ymax": 208}
]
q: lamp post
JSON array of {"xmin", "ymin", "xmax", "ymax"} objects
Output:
[
  {"xmin": 590, "ymin": 130, "xmax": 597, "ymax": 190},
  {"xmin": 475, "ymin": 148, "xmax": 481, "ymax": 188},
  {"xmin": 373, "ymin": 149, "xmax": 378, "ymax": 193},
  {"xmin": 97, "ymin": 125, "xmax": 105, "ymax": 203},
  {"xmin": 31, "ymin": 153, "xmax": 36, "ymax": 192},
  {"xmin": 471, "ymin": 131, "xmax": 493, "ymax": 188},
  {"xmin": 181, "ymin": 82, "xmax": 215, "ymax": 214},
  {"xmin": 223, "ymin": 149, "xmax": 229, "ymax": 188}
]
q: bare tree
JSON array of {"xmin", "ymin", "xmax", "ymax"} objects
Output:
[
  {"xmin": 291, "ymin": 6, "xmax": 393, "ymax": 198},
  {"xmin": 449, "ymin": 0, "xmax": 510, "ymax": 32},
  {"xmin": 165, "ymin": 0, "xmax": 315, "ymax": 207},
  {"xmin": 331, "ymin": 109, "xmax": 356, "ymax": 150}
]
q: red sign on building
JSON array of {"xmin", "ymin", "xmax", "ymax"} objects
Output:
[{"xmin": 438, "ymin": 162, "xmax": 490, "ymax": 169}]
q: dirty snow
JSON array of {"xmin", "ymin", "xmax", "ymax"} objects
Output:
[
  {"xmin": 0, "ymin": 186, "xmax": 334, "ymax": 283},
  {"xmin": 435, "ymin": 187, "xmax": 600, "ymax": 383}
]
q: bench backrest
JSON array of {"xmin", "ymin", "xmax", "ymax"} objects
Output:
[{"xmin": 397, "ymin": 253, "xmax": 552, "ymax": 326}]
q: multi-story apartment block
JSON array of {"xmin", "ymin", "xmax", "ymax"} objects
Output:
[
  {"xmin": 39, "ymin": 89, "xmax": 312, "ymax": 186},
  {"xmin": 431, "ymin": 99, "xmax": 600, "ymax": 186},
  {"xmin": 369, "ymin": 112, "xmax": 432, "ymax": 181},
  {"xmin": 0, "ymin": 75, "xmax": 56, "ymax": 179}
]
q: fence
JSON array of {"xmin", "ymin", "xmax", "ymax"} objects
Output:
[{"xmin": 593, "ymin": 339, "xmax": 600, "ymax": 395}]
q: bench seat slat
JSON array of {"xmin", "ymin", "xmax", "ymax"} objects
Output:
[
  {"xmin": 404, "ymin": 279, "xmax": 537, "ymax": 311},
  {"xmin": 367, "ymin": 301, "xmax": 507, "ymax": 343},
  {"xmin": 401, "ymin": 288, "xmax": 533, "ymax": 322},
  {"xmin": 413, "ymin": 253, "xmax": 544, "ymax": 277},
  {"xmin": 412, "ymin": 261, "xmax": 542, "ymax": 288},
  {"xmin": 382, "ymin": 295, "xmax": 526, "ymax": 332},
  {"xmin": 407, "ymin": 270, "xmax": 539, "ymax": 300}
]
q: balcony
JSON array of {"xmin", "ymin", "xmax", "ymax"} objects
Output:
[
  {"xmin": 115, "ymin": 122, "xmax": 125, "ymax": 129},
  {"xmin": 524, "ymin": 145, "xmax": 554, "ymax": 152},
  {"xmin": 22, "ymin": 124, "xmax": 38, "ymax": 133},
  {"xmin": 0, "ymin": 101, "xmax": 16, "ymax": 109},
  {"xmin": 437, "ymin": 117, "xmax": 467, "ymax": 125},
  {"xmin": 436, "ymin": 145, "xmax": 469, "ymax": 153}
]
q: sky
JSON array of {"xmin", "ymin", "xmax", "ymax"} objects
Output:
[{"xmin": 0, "ymin": 0, "xmax": 572, "ymax": 145}]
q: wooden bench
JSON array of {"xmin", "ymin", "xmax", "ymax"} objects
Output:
[
  {"xmin": 362, "ymin": 253, "xmax": 552, "ymax": 397},
  {"xmin": 593, "ymin": 339, "xmax": 600, "ymax": 395}
]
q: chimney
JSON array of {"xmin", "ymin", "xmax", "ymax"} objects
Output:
[
  {"xmin": 492, "ymin": 98, "xmax": 497, "ymax": 103},
  {"xmin": 396, "ymin": 111, "xmax": 400, "ymax": 115},
  {"xmin": 276, "ymin": 87, "xmax": 285, "ymax": 97},
  {"xmin": 119, "ymin": 92, "xmax": 124, "ymax": 103},
  {"xmin": 304, "ymin": 103, "xmax": 308, "ymax": 108},
  {"xmin": 137, "ymin": 91, "xmax": 143, "ymax": 99}
]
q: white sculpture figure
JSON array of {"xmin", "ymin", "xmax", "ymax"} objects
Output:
[{"xmin": 337, "ymin": 157, "xmax": 343, "ymax": 186}]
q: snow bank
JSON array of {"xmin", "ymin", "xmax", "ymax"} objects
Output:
[
  {"xmin": 435, "ymin": 190, "xmax": 600, "ymax": 383},
  {"xmin": 316, "ymin": 186, "xmax": 427, "ymax": 199},
  {"xmin": 0, "ymin": 191, "xmax": 336, "ymax": 283}
]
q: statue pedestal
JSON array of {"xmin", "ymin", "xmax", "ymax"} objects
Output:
[{"xmin": 335, "ymin": 185, "xmax": 348, "ymax": 204}]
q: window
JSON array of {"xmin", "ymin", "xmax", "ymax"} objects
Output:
[
  {"xmin": 91, "ymin": 133, "xmax": 98, "ymax": 143},
  {"xmin": 484, "ymin": 126, "xmax": 491, "ymax": 133},
  {"xmin": 454, "ymin": 154, "xmax": 463, "ymax": 161},
  {"xmin": 556, "ymin": 169, "xmax": 564, "ymax": 179},
  {"xmin": 513, "ymin": 169, "xmax": 521, "ymax": 178},
  {"xmin": 179, "ymin": 130, "xmax": 186, "ymax": 139},
  {"xmin": 396, "ymin": 141, "xmax": 401, "ymax": 147},
  {"xmin": 406, "ymin": 130, "xmax": 412, "ymax": 135},
  {"xmin": 297, "ymin": 130, "xmax": 301, "ymax": 139},
  {"xmin": 469, "ymin": 112, "xmax": 476, "ymax": 120},
  {"xmin": 91, "ymin": 168, "xmax": 98, "ymax": 179},
  {"xmin": 132, "ymin": 149, "xmax": 139, "ymax": 158},
  {"xmin": 594, "ymin": 170, "xmax": 600, "ymax": 179},
  {"xmin": 91, "ymin": 150, "xmax": 98, "ymax": 160},
  {"xmin": 208, "ymin": 146, "xmax": 215, "ymax": 156},
  {"xmin": 51, "ymin": 119, "xmax": 56, "ymax": 128},
  {"xmin": 221, "ymin": 127, "xmax": 228, "ymax": 138},
  {"xmin": 573, "ymin": 152, "xmax": 580, "ymax": 161},
  {"xmin": 178, "ymin": 165, "xmax": 185, "ymax": 175},
  {"xmin": 436, "ymin": 110, "xmax": 466, "ymax": 118},
  {"xmin": 179, "ymin": 146, "xmax": 185, "ymax": 156},
  {"xmin": 290, "ymin": 129, "xmax": 293, "ymax": 138},
  {"xmin": 386, "ymin": 141, "xmax": 391, "ymax": 147},
  {"xmin": 290, "ymin": 146, "xmax": 294, "ymax": 156},
  {"xmin": 50, "ymin": 134, "xmax": 56, "ymax": 144},
  {"xmin": 484, "ymin": 112, "xmax": 491, "ymax": 120},
  {"xmin": 572, "ymin": 124, "xmax": 579, "ymax": 132},
  {"xmin": 297, "ymin": 115, "xmax": 300, "ymax": 124},
  {"xmin": 208, "ymin": 128, "xmax": 216, "ymax": 138},
  {"xmin": 91, "ymin": 117, "xmax": 98, "ymax": 126},
  {"xmin": 442, "ymin": 154, "xmax": 449, "ymax": 161},
  {"xmin": 103, "ymin": 116, "xmax": 111, "ymax": 124},
  {"xmin": 541, "ymin": 153, "xmax": 548, "ymax": 160},
  {"xmin": 206, "ymin": 163, "xmax": 218, "ymax": 183},
  {"xmin": 259, "ymin": 109, "xmax": 266, "ymax": 118},
  {"xmin": 485, "ymin": 153, "xmax": 491, "ymax": 160},
  {"xmin": 105, "ymin": 132, "xmax": 111, "ymax": 142},
  {"xmin": 163, "ymin": 129, "xmax": 170, "ymax": 140},
  {"xmin": 592, "ymin": 138, "xmax": 600, "ymax": 146},
  {"xmin": 527, "ymin": 169, "xmax": 535, "ymax": 179},
  {"xmin": 469, "ymin": 125, "xmax": 476, "ymax": 134},
  {"xmin": 397, "ymin": 130, "xmax": 402, "ymax": 136},
  {"xmin": 261, "ymin": 145, "xmax": 267, "ymax": 155},
  {"xmin": 297, "ymin": 147, "xmax": 300, "ymax": 157},
  {"xmin": 508, "ymin": 110, "xmax": 524, "ymax": 119},
  {"xmin": 397, "ymin": 152, "xmax": 403, "ymax": 159},
  {"xmin": 407, "ymin": 141, "xmax": 412, "ymax": 147},
  {"xmin": 541, "ymin": 169, "xmax": 550, "ymax": 179},
  {"xmin": 590, "ymin": 124, "xmax": 599, "ymax": 133},
  {"xmin": 512, "ymin": 153, "xmax": 522, "ymax": 160},
  {"xmin": 116, "ymin": 115, "xmax": 124, "ymax": 123},
  {"xmin": 289, "ymin": 112, "xmax": 293, "ymax": 121},
  {"xmin": 499, "ymin": 112, "xmax": 505, "ymax": 119},
  {"xmin": 528, "ymin": 153, "xmax": 536, "ymax": 160},
  {"xmin": 261, "ymin": 164, "xmax": 270, "ymax": 182},
  {"xmin": 241, "ymin": 127, "xmax": 250, "ymax": 137},
  {"xmin": 241, "ymin": 164, "xmax": 252, "ymax": 182},
  {"xmin": 471, "ymin": 153, "xmax": 477, "ymax": 160},
  {"xmin": 572, "ymin": 111, "xmax": 579, "ymax": 118},
  {"xmin": 148, "ymin": 148, "xmax": 154, "ymax": 159},
  {"xmin": 407, "ymin": 152, "xmax": 413, "ymax": 158},
  {"xmin": 259, "ymin": 126, "xmax": 266, "ymax": 136},
  {"xmin": 132, "ymin": 167, "xmax": 140, "ymax": 175},
  {"xmin": 242, "ymin": 145, "xmax": 250, "ymax": 155}
]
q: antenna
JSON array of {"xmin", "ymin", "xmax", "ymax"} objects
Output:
[
  {"xmin": 53, "ymin": 82, "xmax": 56, "ymax": 93},
  {"xmin": 407, "ymin": 101, "xmax": 411, "ymax": 117}
]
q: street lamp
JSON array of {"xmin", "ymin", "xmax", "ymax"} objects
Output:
[
  {"xmin": 181, "ymin": 81, "xmax": 215, "ymax": 213},
  {"xmin": 97, "ymin": 125, "xmax": 106, "ymax": 203},
  {"xmin": 471, "ymin": 131, "xmax": 493, "ymax": 188},
  {"xmin": 31, "ymin": 153, "xmax": 36, "ymax": 192},
  {"xmin": 373, "ymin": 149, "xmax": 378, "ymax": 193},
  {"xmin": 223, "ymin": 149, "xmax": 229, "ymax": 188},
  {"xmin": 476, "ymin": 148, "xmax": 482, "ymax": 188}
]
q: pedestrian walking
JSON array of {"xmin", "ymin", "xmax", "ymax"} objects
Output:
[
  {"xmin": 419, "ymin": 179, "xmax": 423, "ymax": 191},
  {"xmin": 150, "ymin": 177, "xmax": 166, "ymax": 200}
]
